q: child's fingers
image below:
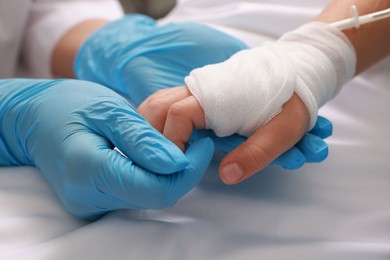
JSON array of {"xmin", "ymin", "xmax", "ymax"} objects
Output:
[
  {"xmin": 219, "ymin": 94, "xmax": 310, "ymax": 185},
  {"xmin": 163, "ymin": 96, "xmax": 206, "ymax": 151},
  {"xmin": 138, "ymin": 86, "xmax": 191, "ymax": 132}
]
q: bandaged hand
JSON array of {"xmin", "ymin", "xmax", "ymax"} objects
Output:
[
  {"xmin": 0, "ymin": 79, "xmax": 214, "ymax": 219},
  {"xmin": 139, "ymin": 22, "xmax": 356, "ymax": 184},
  {"xmin": 186, "ymin": 22, "xmax": 356, "ymax": 136},
  {"xmin": 76, "ymin": 15, "xmax": 335, "ymax": 175},
  {"xmin": 185, "ymin": 22, "xmax": 356, "ymax": 183}
]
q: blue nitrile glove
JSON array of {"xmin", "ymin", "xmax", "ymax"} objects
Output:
[
  {"xmin": 75, "ymin": 14, "xmax": 248, "ymax": 106},
  {"xmin": 0, "ymin": 79, "xmax": 214, "ymax": 219},
  {"xmin": 75, "ymin": 14, "xmax": 332, "ymax": 170}
]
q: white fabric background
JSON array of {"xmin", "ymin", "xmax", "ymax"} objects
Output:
[{"xmin": 1, "ymin": 0, "xmax": 390, "ymax": 259}]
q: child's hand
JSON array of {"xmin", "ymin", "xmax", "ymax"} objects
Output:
[
  {"xmin": 139, "ymin": 86, "xmax": 310, "ymax": 185},
  {"xmin": 138, "ymin": 86, "xmax": 205, "ymax": 151}
]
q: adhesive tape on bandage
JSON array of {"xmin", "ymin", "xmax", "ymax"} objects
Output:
[
  {"xmin": 185, "ymin": 22, "xmax": 356, "ymax": 137},
  {"xmin": 185, "ymin": 44, "xmax": 296, "ymax": 137}
]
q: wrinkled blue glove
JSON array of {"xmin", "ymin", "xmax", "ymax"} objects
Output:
[
  {"xmin": 75, "ymin": 14, "xmax": 332, "ymax": 170},
  {"xmin": 0, "ymin": 78, "xmax": 214, "ymax": 219}
]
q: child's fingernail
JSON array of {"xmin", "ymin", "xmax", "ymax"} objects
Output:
[{"xmin": 221, "ymin": 163, "xmax": 244, "ymax": 184}]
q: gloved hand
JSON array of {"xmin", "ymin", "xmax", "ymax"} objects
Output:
[
  {"xmin": 0, "ymin": 78, "xmax": 214, "ymax": 219},
  {"xmin": 75, "ymin": 14, "xmax": 248, "ymax": 106},
  {"xmin": 75, "ymin": 14, "xmax": 332, "ymax": 170}
]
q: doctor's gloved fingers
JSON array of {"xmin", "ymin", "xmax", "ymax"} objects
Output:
[
  {"xmin": 167, "ymin": 137, "xmax": 214, "ymax": 202},
  {"xmin": 98, "ymin": 138, "xmax": 215, "ymax": 210},
  {"xmin": 218, "ymin": 94, "xmax": 310, "ymax": 185},
  {"xmin": 296, "ymin": 133, "xmax": 329, "ymax": 163},
  {"xmin": 309, "ymin": 116, "xmax": 333, "ymax": 139},
  {"xmin": 270, "ymin": 147, "xmax": 306, "ymax": 170},
  {"xmin": 137, "ymin": 86, "xmax": 192, "ymax": 132},
  {"xmin": 74, "ymin": 99, "xmax": 189, "ymax": 174}
]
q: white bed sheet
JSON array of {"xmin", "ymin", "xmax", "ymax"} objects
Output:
[{"xmin": 1, "ymin": 2, "xmax": 390, "ymax": 259}]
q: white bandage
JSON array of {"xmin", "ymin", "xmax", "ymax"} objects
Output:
[
  {"xmin": 277, "ymin": 22, "xmax": 356, "ymax": 130},
  {"xmin": 185, "ymin": 22, "xmax": 356, "ymax": 137}
]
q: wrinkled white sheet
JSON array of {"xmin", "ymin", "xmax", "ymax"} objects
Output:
[{"xmin": 1, "ymin": 1, "xmax": 390, "ymax": 259}]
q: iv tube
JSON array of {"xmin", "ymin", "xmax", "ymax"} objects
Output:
[{"xmin": 330, "ymin": 5, "xmax": 390, "ymax": 30}]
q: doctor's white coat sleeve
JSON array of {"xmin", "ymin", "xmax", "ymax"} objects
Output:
[{"xmin": 22, "ymin": 0, "xmax": 124, "ymax": 78}]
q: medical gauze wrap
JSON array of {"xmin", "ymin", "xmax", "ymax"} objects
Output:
[{"xmin": 185, "ymin": 22, "xmax": 356, "ymax": 137}]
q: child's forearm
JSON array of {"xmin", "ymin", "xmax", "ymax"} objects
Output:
[{"xmin": 316, "ymin": 0, "xmax": 390, "ymax": 74}]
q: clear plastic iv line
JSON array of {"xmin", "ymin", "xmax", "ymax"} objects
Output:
[{"xmin": 330, "ymin": 5, "xmax": 390, "ymax": 30}]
